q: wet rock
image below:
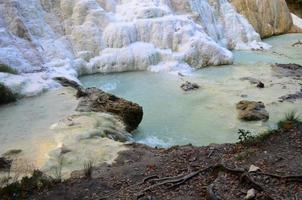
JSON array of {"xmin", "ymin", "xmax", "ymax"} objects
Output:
[
  {"xmin": 292, "ymin": 40, "xmax": 302, "ymax": 47},
  {"xmin": 256, "ymin": 81, "xmax": 265, "ymax": 88},
  {"xmin": 53, "ymin": 77, "xmax": 86, "ymax": 97},
  {"xmin": 272, "ymin": 63, "xmax": 302, "ymax": 78},
  {"xmin": 279, "ymin": 88, "xmax": 302, "ymax": 102},
  {"xmin": 76, "ymin": 88, "xmax": 143, "ymax": 132},
  {"xmin": 181, "ymin": 81, "xmax": 200, "ymax": 91},
  {"xmin": 236, "ymin": 101, "xmax": 269, "ymax": 121},
  {"xmin": 240, "ymin": 77, "xmax": 265, "ymax": 88},
  {"xmin": 0, "ymin": 83, "xmax": 17, "ymax": 105},
  {"xmin": 0, "ymin": 157, "xmax": 12, "ymax": 170}
]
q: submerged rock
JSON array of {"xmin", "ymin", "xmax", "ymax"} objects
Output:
[
  {"xmin": 76, "ymin": 88, "xmax": 143, "ymax": 132},
  {"xmin": 279, "ymin": 88, "xmax": 302, "ymax": 102},
  {"xmin": 272, "ymin": 63, "xmax": 302, "ymax": 77},
  {"xmin": 180, "ymin": 81, "xmax": 200, "ymax": 92},
  {"xmin": 236, "ymin": 101, "xmax": 269, "ymax": 121}
]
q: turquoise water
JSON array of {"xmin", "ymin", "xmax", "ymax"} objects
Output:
[{"xmin": 80, "ymin": 34, "xmax": 302, "ymax": 147}]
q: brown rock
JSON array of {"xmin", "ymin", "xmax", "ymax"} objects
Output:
[
  {"xmin": 76, "ymin": 88, "xmax": 143, "ymax": 132},
  {"xmin": 231, "ymin": 0, "xmax": 293, "ymax": 38},
  {"xmin": 236, "ymin": 101, "xmax": 269, "ymax": 121}
]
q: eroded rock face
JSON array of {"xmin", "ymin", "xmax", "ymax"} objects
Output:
[
  {"xmin": 76, "ymin": 88, "xmax": 143, "ymax": 132},
  {"xmin": 231, "ymin": 0, "xmax": 293, "ymax": 38},
  {"xmin": 236, "ymin": 101, "xmax": 269, "ymax": 121}
]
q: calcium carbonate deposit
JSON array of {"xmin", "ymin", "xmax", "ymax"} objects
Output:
[{"xmin": 0, "ymin": 0, "xmax": 268, "ymax": 96}]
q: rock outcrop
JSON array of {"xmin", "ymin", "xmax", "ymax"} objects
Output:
[
  {"xmin": 54, "ymin": 77, "xmax": 143, "ymax": 132},
  {"xmin": 236, "ymin": 101, "xmax": 269, "ymax": 121},
  {"xmin": 76, "ymin": 88, "xmax": 143, "ymax": 132},
  {"xmin": 231, "ymin": 0, "xmax": 294, "ymax": 38}
]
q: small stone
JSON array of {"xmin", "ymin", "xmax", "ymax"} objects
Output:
[
  {"xmin": 249, "ymin": 165, "xmax": 260, "ymax": 172},
  {"xmin": 180, "ymin": 81, "xmax": 200, "ymax": 91},
  {"xmin": 257, "ymin": 81, "xmax": 265, "ymax": 88},
  {"xmin": 244, "ymin": 188, "xmax": 256, "ymax": 200}
]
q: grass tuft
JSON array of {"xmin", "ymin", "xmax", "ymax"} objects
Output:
[
  {"xmin": 83, "ymin": 160, "xmax": 94, "ymax": 179},
  {"xmin": 277, "ymin": 111, "xmax": 301, "ymax": 129}
]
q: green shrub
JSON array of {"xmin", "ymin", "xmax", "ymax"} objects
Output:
[
  {"xmin": 0, "ymin": 170, "xmax": 56, "ymax": 199},
  {"xmin": 237, "ymin": 129, "xmax": 275, "ymax": 145},
  {"xmin": 0, "ymin": 83, "xmax": 17, "ymax": 105},
  {"xmin": 0, "ymin": 64, "xmax": 18, "ymax": 74}
]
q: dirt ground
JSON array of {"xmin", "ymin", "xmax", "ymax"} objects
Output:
[{"xmin": 17, "ymin": 123, "xmax": 302, "ymax": 200}]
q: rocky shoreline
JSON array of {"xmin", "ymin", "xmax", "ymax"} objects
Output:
[{"xmin": 1, "ymin": 119, "xmax": 301, "ymax": 200}]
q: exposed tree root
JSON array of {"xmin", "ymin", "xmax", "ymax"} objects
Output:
[{"xmin": 135, "ymin": 164, "xmax": 302, "ymax": 199}]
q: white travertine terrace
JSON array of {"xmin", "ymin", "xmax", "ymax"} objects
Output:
[{"xmin": 0, "ymin": 0, "xmax": 268, "ymax": 96}]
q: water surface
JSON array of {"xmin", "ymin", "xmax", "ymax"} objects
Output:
[{"xmin": 80, "ymin": 34, "xmax": 302, "ymax": 147}]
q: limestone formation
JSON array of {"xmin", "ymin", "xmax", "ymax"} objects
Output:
[
  {"xmin": 236, "ymin": 101, "xmax": 269, "ymax": 121},
  {"xmin": 0, "ymin": 0, "xmax": 269, "ymax": 97},
  {"xmin": 231, "ymin": 0, "xmax": 294, "ymax": 38}
]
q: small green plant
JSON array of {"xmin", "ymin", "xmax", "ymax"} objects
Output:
[
  {"xmin": 237, "ymin": 129, "xmax": 253, "ymax": 144},
  {"xmin": 53, "ymin": 156, "xmax": 64, "ymax": 182},
  {"xmin": 277, "ymin": 111, "xmax": 301, "ymax": 129},
  {"xmin": 83, "ymin": 160, "xmax": 94, "ymax": 179},
  {"xmin": 237, "ymin": 129, "xmax": 275, "ymax": 145},
  {"xmin": 0, "ymin": 63, "xmax": 18, "ymax": 74},
  {"xmin": 0, "ymin": 83, "xmax": 17, "ymax": 105},
  {"xmin": 0, "ymin": 170, "xmax": 55, "ymax": 198}
]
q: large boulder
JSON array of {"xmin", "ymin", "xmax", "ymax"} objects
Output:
[
  {"xmin": 76, "ymin": 88, "xmax": 143, "ymax": 132},
  {"xmin": 236, "ymin": 101, "xmax": 269, "ymax": 121},
  {"xmin": 231, "ymin": 0, "xmax": 294, "ymax": 38}
]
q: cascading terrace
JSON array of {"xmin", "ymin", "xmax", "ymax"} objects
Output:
[{"xmin": 0, "ymin": 0, "xmax": 268, "ymax": 97}]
